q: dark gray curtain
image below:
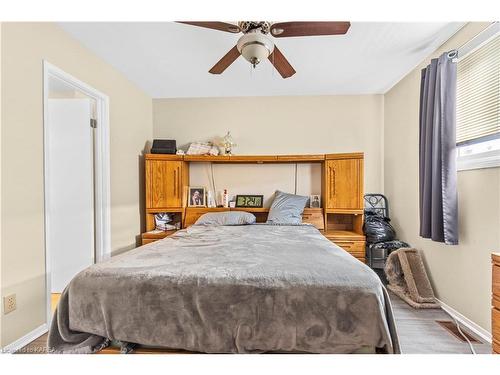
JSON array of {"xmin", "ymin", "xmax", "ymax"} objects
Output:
[{"xmin": 419, "ymin": 51, "xmax": 458, "ymax": 245}]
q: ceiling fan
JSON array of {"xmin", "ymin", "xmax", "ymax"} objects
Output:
[{"xmin": 178, "ymin": 21, "xmax": 351, "ymax": 78}]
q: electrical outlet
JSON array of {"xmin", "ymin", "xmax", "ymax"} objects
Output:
[{"xmin": 3, "ymin": 294, "xmax": 16, "ymax": 314}]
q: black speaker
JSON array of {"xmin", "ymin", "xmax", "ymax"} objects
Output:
[{"xmin": 151, "ymin": 139, "xmax": 177, "ymax": 154}]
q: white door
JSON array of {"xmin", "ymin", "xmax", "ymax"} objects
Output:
[{"xmin": 47, "ymin": 99, "xmax": 95, "ymax": 292}]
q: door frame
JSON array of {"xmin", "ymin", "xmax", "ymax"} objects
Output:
[{"xmin": 43, "ymin": 61, "xmax": 111, "ymax": 327}]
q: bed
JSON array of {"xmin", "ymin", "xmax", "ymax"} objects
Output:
[{"xmin": 48, "ymin": 224, "xmax": 400, "ymax": 354}]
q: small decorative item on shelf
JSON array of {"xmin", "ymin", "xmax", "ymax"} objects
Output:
[
  {"xmin": 186, "ymin": 142, "xmax": 211, "ymax": 155},
  {"xmin": 216, "ymin": 190, "xmax": 227, "ymax": 207},
  {"xmin": 235, "ymin": 195, "xmax": 264, "ymax": 208},
  {"xmin": 188, "ymin": 187, "xmax": 206, "ymax": 207},
  {"xmin": 309, "ymin": 195, "xmax": 321, "ymax": 208},
  {"xmin": 208, "ymin": 145, "xmax": 219, "ymax": 156},
  {"xmin": 223, "ymin": 189, "xmax": 229, "ymax": 208},
  {"xmin": 221, "ymin": 131, "xmax": 236, "ymax": 155},
  {"xmin": 154, "ymin": 213, "xmax": 178, "ymax": 231},
  {"xmin": 207, "ymin": 190, "xmax": 216, "ymax": 208},
  {"xmin": 229, "ymin": 201, "xmax": 236, "ymax": 208},
  {"xmin": 186, "ymin": 142, "xmax": 219, "ymax": 156}
]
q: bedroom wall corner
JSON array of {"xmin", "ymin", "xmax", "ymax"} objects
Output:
[
  {"xmin": 383, "ymin": 22, "xmax": 499, "ymax": 333},
  {"xmin": 0, "ymin": 23, "xmax": 153, "ymax": 348}
]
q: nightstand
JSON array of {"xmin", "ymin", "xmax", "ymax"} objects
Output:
[
  {"xmin": 322, "ymin": 230, "xmax": 366, "ymax": 263},
  {"xmin": 141, "ymin": 230, "xmax": 178, "ymax": 245}
]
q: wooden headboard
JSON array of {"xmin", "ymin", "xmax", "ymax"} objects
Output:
[
  {"xmin": 183, "ymin": 207, "xmax": 324, "ymax": 230},
  {"xmin": 144, "ymin": 153, "xmax": 363, "ymax": 240}
]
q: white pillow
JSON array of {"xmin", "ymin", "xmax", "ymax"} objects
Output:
[{"xmin": 194, "ymin": 211, "xmax": 256, "ymax": 226}]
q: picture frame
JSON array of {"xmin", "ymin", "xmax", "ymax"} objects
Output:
[
  {"xmin": 235, "ymin": 195, "xmax": 264, "ymax": 208},
  {"xmin": 309, "ymin": 195, "xmax": 321, "ymax": 208},
  {"xmin": 188, "ymin": 187, "xmax": 206, "ymax": 207}
]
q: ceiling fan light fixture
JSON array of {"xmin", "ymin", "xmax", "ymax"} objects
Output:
[{"xmin": 237, "ymin": 32, "xmax": 274, "ymax": 68}]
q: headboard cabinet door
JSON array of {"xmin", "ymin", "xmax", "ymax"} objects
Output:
[
  {"xmin": 324, "ymin": 156, "xmax": 363, "ymax": 211},
  {"xmin": 146, "ymin": 160, "xmax": 184, "ymax": 209}
]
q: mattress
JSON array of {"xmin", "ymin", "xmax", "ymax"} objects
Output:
[{"xmin": 48, "ymin": 224, "xmax": 400, "ymax": 354}]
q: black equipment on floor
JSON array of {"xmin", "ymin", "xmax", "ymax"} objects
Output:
[{"xmin": 363, "ymin": 194, "xmax": 410, "ymax": 270}]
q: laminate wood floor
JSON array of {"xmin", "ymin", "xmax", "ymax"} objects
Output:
[
  {"xmin": 16, "ymin": 292, "xmax": 492, "ymax": 354},
  {"xmin": 388, "ymin": 291, "xmax": 491, "ymax": 354}
]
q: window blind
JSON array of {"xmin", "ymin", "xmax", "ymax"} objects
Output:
[{"xmin": 456, "ymin": 34, "xmax": 500, "ymax": 146}]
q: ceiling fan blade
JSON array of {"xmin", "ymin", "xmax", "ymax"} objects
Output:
[
  {"xmin": 177, "ymin": 21, "xmax": 241, "ymax": 33},
  {"xmin": 209, "ymin": 46, "xmax": 240, "ymax": 74},
  {"xmin": 268, "ymin": 46, "xmax": 296, "ymax": 79},
  {"xmin": 270, "ymin": 22, "xmax": 350, "ymax": 38}
]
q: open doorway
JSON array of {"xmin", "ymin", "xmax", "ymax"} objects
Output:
[{"xmin": 43, "ymin": 62, "xmax": 111, "ymax": 326}]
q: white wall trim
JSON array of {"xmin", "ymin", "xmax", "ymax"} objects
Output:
[
  {"xmin": 1, "ymin": 324, "xmax": 47, "ymax": 354},
  {"xmin": 43, "ymin": 61, "xmax": 111, "ymax": 330},
  {"xmin": 437, "ymin": 298, "xmax": 492, "ymax": 344}
]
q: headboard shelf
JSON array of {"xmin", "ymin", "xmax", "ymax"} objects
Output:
[
  {"xmin": 148, "ymin": 153, "xmax": 330, "ymax": 163},
  {"xmin": 146, "ymin": 207, "xmax": 184, "ymax": 213},
  {"xmin": 184, "ymin": 207, "xmax": 323, "ymax": 214},
  {"xmin": 275, "ymin": 154, "xmax": 325, "ymax": 162},
  {"xmin": 230, "ymin": 207, "xmax": 270, "ymax": 213},
  {"xmin": 145, "ymin": 154, "xmax": 184, "ymax": 161}
]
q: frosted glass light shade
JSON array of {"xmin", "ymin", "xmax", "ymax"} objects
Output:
[{"xmin": 237, "ymin": 32, "xmax": 274, "ymax": 67}]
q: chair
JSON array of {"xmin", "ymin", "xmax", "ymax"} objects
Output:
[{"xmin": 364, "ymin": 193, "xmax": 389, "ymax": 218}]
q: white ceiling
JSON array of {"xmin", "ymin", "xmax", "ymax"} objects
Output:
[{"xmin": 59, "ymin": 22, "xmax": 464, "ymax": 98}]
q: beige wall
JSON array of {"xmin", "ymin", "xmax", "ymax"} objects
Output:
[
  {"xmin": 153, "ymin": 95, "xmax": 385, "ymax": 194},
  {"xmin": 0, "ymin": 23, "xmax": 152, "ymax": 347},
  {"xmin": 384, "ymin": 22, "xmax": 500, "ymax": 333}
]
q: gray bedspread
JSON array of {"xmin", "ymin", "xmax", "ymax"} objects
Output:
[{"xmin": 48, "ymin": 224, "xmax": 400, "ymax": 354}]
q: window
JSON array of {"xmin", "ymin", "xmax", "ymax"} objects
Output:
[{"xmin": 456, "ymin": 23, "xmax": 500, "ymax": 171}]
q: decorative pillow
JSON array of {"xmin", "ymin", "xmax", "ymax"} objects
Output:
[
  {"xmin": 266, "ymin": 190, "xmax": 308, "ymax": 225},
  {"xmin": 194, "ymin": 211, "xmax": 256, "ymax": 226}
]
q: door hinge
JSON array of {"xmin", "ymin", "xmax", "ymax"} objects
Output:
[{"xmin": 90, "ymin": 119, "xmax": 97, "ymax": 128}]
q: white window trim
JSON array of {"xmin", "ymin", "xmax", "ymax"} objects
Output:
[
  {"xmin": 457, "ymin": 22, "xmax": 499, "ymax": 60},
  {"xmin": 456, "ymin": 22, "xmax": 500, "ymax": 172},
  {"xmin": 457, "ymin": 148, "xmax": 500, "ymax": 171}
]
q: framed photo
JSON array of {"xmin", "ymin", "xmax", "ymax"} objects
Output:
[
  {"xmin": 188, "ymin": 187, "xmax": 206, "ymax": 207},
  {"xmin": 309, "ymin": 195, "xmax": 321, "ymax": 208},
  {"xmin": 235, "ymin": 195, "xmax": 264, "ymax": 208}
]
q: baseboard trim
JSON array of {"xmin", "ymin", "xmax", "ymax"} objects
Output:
[
  {"xmin": 436, "ymin": 298, "xmax": 492, "ymax": 344},
  {"xmin": 1, "ymin": 324, "xmax": 48, "ymax": 353}
]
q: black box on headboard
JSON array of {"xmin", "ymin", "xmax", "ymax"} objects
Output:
[{"xmin": 151, "ymin": 139, "xmax": 177, "ymax": 154}]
